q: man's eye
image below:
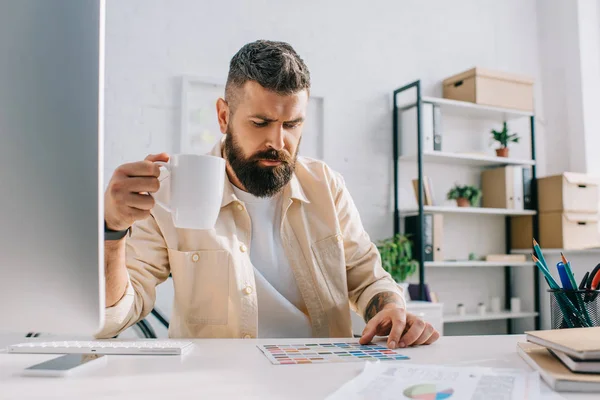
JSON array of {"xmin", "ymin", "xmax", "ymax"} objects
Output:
[
  {"xmin": 252, "ymin": 121, "xmax": 268, "ymax": 127},
  {"xmin": 284, "ymin": 123, "xmax": 299, "ymax": 129}
]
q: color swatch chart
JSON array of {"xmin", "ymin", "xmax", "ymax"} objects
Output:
[{"xmin": 258, "ymin": 342, "xmax": 410, "ymax": 365}]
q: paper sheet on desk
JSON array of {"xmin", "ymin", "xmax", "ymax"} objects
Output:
[{"xmin": 326, "ymin": 362, "xmax": 540, "ymax": 400}]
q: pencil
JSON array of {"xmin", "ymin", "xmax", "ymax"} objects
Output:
[
  {"xmin": 533, "ymin": 239, "xmax": 550, "ymax": 273},
  {"xmin": 560, "ymin": 252, "xmax": 579, "ymax": 289},
  {"xmin": 560, "ymin": 252, "xmax": 568, "ymax": 266},
  {"xmin": 532, "ymin": 254, "xmax": 588, "ymax": 328},
  {"xmin": 562, "ymin": 252, "xmax": 594, "ymax": 326}
]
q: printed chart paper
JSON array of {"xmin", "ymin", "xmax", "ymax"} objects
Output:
[
  {"xmin": 257, "ymin": 342, "xmax": 410, "ymax": 365},
  {"xmin": 326, "ymin": 362, "xmax": 540, "ymax": 400}
]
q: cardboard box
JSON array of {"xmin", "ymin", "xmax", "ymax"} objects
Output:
[
  {"xmin": 443, "ymin": 67, "xmax": 534, "ymax": 112},
  {"xmin": 481, "ymin": 166, "xmax": 524, "ymax": 209},
  {"xmin": 538, "ymin": 173, "xmax": 599, "ymax": 213},
  {"xmin": 511, "ymin": 213, "xmax": 600, "ymax": 250}
]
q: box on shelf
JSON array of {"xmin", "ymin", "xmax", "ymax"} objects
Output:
[
  {"xmin": 481, "ymin": 166, "xmax": 525, "ymax": 209},
  {"xmin": 538, "ymin": 173, "xmax": 599, "ymax": 214},
  {"xmin": 442, "ymin": 67, "xmax": 534, "ymax": 112},
  {"xmin": 511, "ymin": 214, "xmax": 600, "ymax": 250}
]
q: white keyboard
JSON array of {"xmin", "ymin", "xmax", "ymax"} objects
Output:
[{"xmin": 7, "ymin": 340, "xmax": 194, "ymax": 355}]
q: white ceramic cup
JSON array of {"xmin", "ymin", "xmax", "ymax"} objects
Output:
[{"xmin": 154, "ymin": 154, "xmax": 225, "ymax": 230}]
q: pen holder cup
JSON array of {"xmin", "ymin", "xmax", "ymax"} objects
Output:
[{"xmin": 548, "ymin": 289, "xmax": 600, "ymax": 329}]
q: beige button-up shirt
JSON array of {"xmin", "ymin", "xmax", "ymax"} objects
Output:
[{"xmin": 97, "ymin": 141, "xmax": 404, "ymax": 339}]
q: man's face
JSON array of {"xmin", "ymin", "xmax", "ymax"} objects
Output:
[{"xmin": 220, "ymin": 81, "xmax": 308, "ymax": 197}]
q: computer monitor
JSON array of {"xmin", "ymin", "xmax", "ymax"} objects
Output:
[{"xmin": 0, "ymin": 0, "xmax": 105, "ymax": 334}]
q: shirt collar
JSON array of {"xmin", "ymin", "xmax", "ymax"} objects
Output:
[{"xmin": 210, "ymin": 138, "xmax": 310, "ymax": 208}]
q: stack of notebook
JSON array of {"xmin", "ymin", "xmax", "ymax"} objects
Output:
[{"xmin": 518, "ymin": 327, "xmax": 600, "ymax": 392}]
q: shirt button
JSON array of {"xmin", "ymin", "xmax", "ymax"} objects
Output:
[
  {"xmin": 336, "ymin": 234, "xmax": 343, "ymax": 242},
  {"xmin": 236, "ymin": 204, "xmax": 244, "ymax": 211},
  {"xmin": 243, "ymin": 334, "xmax": 252, "ymax": 339},
  {"xmin": 240, "ymin": 244, "xmax": 247, "ymax": 253},
  {"xmin": 191, "ymin": 253, "xmax": 200, "ymax": 262},
  {"xmin": 243, "ymin": 286, "xmax": 253, "ymax": 295}
]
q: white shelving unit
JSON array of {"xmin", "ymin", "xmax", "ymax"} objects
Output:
[
  {"xmin": 401, "ymin": 205, "xmax": 537, "ymax": 216},
  {"xmin": 443, "ymin": 311, "xmax": 538, "ymax": 324},
  {"xmin": 421, "ymin": 96, "xmax": 534, "ymax": 120},
  {"xmin": 512, "ymin": 248, "xmax": 600, "ymax": 255},
  {"xmin": 399, "ymin": 151, "xmax": 535, "ymax": 167},
  {"xmin": 426, "ymin": 261, "xmax": 533, "ymax": 268},
  {"xmin": 393, "ymin": 81, "xmax": 539, "ymax": 333}
]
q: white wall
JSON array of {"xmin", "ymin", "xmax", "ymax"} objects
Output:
[
  {"xmin": 536, "ymin": 0, "xmax": 600, "ymax": 177},
  {"xmin": 105, "ymin": 0, "xmax": 542, "ymax": 337},
  {"xmin": 578, "ymin": 0, "xmax": 600, "ymax": 176}
]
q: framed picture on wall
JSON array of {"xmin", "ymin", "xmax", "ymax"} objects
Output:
[
  {"xmin": 179, "ymin": 76, "xmax": 224, "ymax": 155},
  {"xmin": 179, "ymin": 76, "xmax": 326, "ymax": 159}
]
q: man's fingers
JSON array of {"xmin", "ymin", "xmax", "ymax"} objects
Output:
[
  {"xmin": 386, "ymin": 316, "xmax": 407, "ymax": 349},
  {"xmin": 413, "ymin": 323, "xmax": 435, "ymax": 346},
  {"xmin": 423, "ymin": 329, "xmax": 440, "ymax": 345},
  {"xmin": 126, "ymin": 193, "xmax": 156, "ymax": 211},
  {"xmin": 144, "ymin": 153, "xmax": 170, "ymax": 163},
  {"xmin": 124, "ymin": 207, "xmax": 152, "ymax": 222},
  {"xmin": 359, "ymin": 316, "xmax": 381, "ymax": 345},
  {"xmin": 399, "ymin": 318, "xmax": 426, "ymax": 347},
  {"xmin": 117, "ymin": 160, "xmax": 161, "ymax": 178},
  {"xmin": 123, "ymin": 177, "xmax": 161, "ymax": 194}
]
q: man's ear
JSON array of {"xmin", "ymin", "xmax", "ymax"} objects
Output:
[{"xmin": 216, "ymin": 98, "xmax": 229, "ymax": 135}]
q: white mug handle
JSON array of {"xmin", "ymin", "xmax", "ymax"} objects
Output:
[{"xmin": 152, "ymin": 161, "xmax": 171, "ymax": 212}]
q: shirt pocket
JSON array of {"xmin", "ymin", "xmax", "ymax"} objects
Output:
[
  {"xmin": 167, "ymin": 248, "xmax": 230, "ymax": 326},
  {"xmin": 311, "ymin": 234, "xmax": 348, "ymax": 305}
]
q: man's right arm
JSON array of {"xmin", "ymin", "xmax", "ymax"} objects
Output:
[
  {"xmin": 96, "ymin": 153, "xmax": 170, "ymax": 338},
  {"xmin": 104, "ymin": 238, "xmax": 128, "ymax": 307}
]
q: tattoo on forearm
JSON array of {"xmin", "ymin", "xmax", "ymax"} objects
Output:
[{"xmin": 364, "ymin": 291, "xmax": 403, "ymax": 322}]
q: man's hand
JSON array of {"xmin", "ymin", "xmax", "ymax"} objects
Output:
[
  {"xmin": 104, "ymin": 153, "xmax": 170, "ymax": 231},
  {"xmin": 359, "ymin": 293, "xmax": 440, "ymax": 349}
]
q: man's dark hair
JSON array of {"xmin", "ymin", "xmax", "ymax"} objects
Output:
[{"xmin": 225, "ymin": 40, "xmax": 311, "ymax": 109}]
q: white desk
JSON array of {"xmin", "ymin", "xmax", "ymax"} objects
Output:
[{"xmin": 0, "ymin": 334, "xmax": 592, "ymax": 399}]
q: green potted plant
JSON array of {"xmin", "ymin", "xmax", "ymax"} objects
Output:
[
  {"xmin": 447, "ymin": 184, "xmax": 482, "ymax": 207},
  {"xmin": 377, "ymin": 234, "xmax": 419, "ymax": 295},
  {"xmin": 491, "ymin": 121, "xmax": 520, "ymax": 157}
]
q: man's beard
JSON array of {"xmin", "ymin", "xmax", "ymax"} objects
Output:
[{"xmin": 224, "ymin": 128, "xmax": 298, "ymax": 198}]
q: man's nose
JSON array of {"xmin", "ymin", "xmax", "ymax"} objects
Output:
[{"xmin": 265, "ymin": 125, "xmax": 285, "ymax": 151}]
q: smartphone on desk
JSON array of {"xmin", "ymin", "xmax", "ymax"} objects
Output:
[{"xmin": 22, "ymin": 354, "xmax": 107, "ymax": 377}]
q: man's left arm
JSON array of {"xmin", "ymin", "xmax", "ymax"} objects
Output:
[{"xmin": 333, "ymin": 173, "xmax": 439, "ymax": 349}]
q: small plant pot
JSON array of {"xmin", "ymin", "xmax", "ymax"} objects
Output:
[
  {"xmin": 496, "ymin": 147, "xmax": 509, "ymax": 158},
  {"xmin": 456, "ymin": 198, "xmax": 471, "ymax": 207}
]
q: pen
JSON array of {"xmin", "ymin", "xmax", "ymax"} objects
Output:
[
  {"xmin": 580, "ymin": 271, "xmax": 590, "ymax": 290},
  {"xmin": 532, "ymin": 255, "xmax": 584, "ymax": 327},
  {"xmin": 557, "ymin": 262, "xmax": 572, "ymax": 289},
  {"xmin": 589, "ymin": 263, "xmax": 600, "ymax": 302},
  {"xmin": 561, "ymin": 254, "xmax": 593, "ymax": 326}
]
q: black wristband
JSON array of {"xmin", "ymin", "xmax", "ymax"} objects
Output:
[{"xmin": 104, "ymin": 221, "xmax": 130, "ymax": 241}]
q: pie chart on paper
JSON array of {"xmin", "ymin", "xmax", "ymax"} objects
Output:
[{"xmin": 403, "ymin": 383, "xmax": 454, "ymax": 400}]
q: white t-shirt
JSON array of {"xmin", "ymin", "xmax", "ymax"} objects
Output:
[{"xmin": 232, "ymin": 186, "xmax": 312, "ymax": 338}]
